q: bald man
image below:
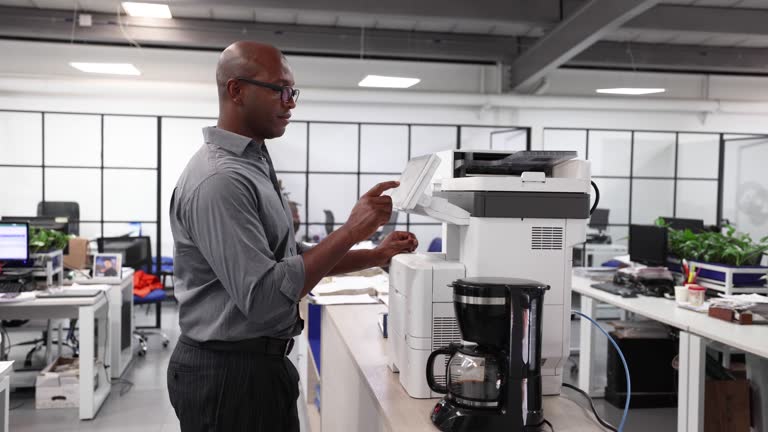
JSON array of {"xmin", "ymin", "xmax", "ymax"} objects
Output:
[{"xmin": 167, "ymin": 41, "xmax": 418, "ymax": 431}]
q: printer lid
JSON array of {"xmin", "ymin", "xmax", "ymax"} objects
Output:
[{"xmin": 453, "ymin": 150, "xmax": 577, "ymax": 178}]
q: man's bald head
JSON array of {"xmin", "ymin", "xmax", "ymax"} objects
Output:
[
  {"xmin": 215, "ymin": 41, "xmax": 296, "ymax": 142},
  {"xmin": 216, "ymin": 41, "xmax": 285, "ymax": 99}
]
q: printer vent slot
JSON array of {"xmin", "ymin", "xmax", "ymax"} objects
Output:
[
  {"xmin": 432, "ymin": 317, "xmax": 461, "ymax": 388},
  {"xmin": 531, "ymin": 227, "xmax": 563, "ymax": 250},
  {"xmin": 432, "ymin": 317, "xmax": 461, "ymax": 350}
]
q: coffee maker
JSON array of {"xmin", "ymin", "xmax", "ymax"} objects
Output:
[{"xmin": 426, "ymin": 277, "xmax": 549, "ymax": 431}]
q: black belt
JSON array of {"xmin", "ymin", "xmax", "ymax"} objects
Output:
[{"xmin": 179, "ymin": 334, "xmax": 294, "ymax": 356}]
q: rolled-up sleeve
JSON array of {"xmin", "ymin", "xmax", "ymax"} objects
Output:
[{"xmin": 182, "ymin": 173, "xmax": 305, "ymax": 324}]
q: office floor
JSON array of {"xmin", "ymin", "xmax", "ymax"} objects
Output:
[
  {"xmin": 8, "ymin": 303, "xmax": 182, "ymax": 432},
  {"xmin": 7, "ymin": 297, "xmax": 676, "ymax": 432}
]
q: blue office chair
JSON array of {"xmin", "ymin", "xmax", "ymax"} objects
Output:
[{"xmin": 427, "ymin": 237, "xmax": 442, "ymax": 252}]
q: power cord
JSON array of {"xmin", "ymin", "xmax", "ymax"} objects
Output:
[
  {"xmin": 590, "ymin": 181, "xmax": 601, "ymax": 215},
  {"xmin": 526, "ymin": 418, "xmax": 555, "ymax": 431},
  {"xmin": 571, "ymin": 310, "xmax": 631, "ymax": 432},
  {"xmin": 111, "ymin": 377, "xmax": 135, "ymax": 396},
  {"xmin": 562, "ymin": 383, "xmax": 617, "ymax": 432}
]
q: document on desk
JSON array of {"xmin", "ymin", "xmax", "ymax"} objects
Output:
[
  {"xmin": 313, "ymin": 275, "xmax": 390, "ymax": 296},
  {"xmin": 308, "ymin": 294, "xmax": 380, "ymax": 305},
  {"xmin": 69, "ymin": 283, "xmax": 111, "ymax": 291},
  {"xmin": 0, "ymin": 291, "xmax": 36, "ymax": 303}
]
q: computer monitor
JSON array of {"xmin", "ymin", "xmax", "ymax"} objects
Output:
[
  {"xmin": 0, "ymin": 222, "xmax": 30, "ymax": 266},
  {"xmin": 660, "ymin": 217, "xmax": 705, "ymax": 233},
  {"xmin": 98, "ymin": 236, "xmax": 152, "ymax": 273},
  {"xmin": 589, "ymin": 209, "xmax": 610, "ymax": 232},
  {"xmin": 629, "ymin": 224, "xmax": 668, "ymax": 266},
  {"xmin": 1, "ymin": 216, "xmax": 70, "ymax": 235}
]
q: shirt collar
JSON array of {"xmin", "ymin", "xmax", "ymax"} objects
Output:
[{"xmin": 202, "ymin": 126, "xmax": 262, "ymax": 156}]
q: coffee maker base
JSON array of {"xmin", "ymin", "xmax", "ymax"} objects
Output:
[{"xmin": 431, "ymin": 398, "xmax": 546, "ymax": 432}]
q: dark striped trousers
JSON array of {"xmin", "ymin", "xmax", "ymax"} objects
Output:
[{"xmin": 167, "ymin": 337, "xmax": 300, "ymax": 432}]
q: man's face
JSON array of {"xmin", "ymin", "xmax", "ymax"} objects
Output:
[
  {"xmin": 241, "ymin": 58, "xmax": 296, "ymax": 140},
  {"xmin": 104, "ymin": 259, "xmax": 113, "ymax": 269}
]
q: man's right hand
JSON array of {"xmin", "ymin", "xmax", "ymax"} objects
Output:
[{"xmin": 342, "ymin": 181, "xmax": 399, "ymax": 243}]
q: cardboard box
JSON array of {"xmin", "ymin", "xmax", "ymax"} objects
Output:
[
  {"xmin": 63, "ymin": 237, "xmax": 89, "ymax": 270},
  {"xmin": 704, "ymin": 378, "xmax": 751, "ymax": 432},
  {"xmin": 35, "ymin": 357, "xmax": 80, "ymax": 409}
]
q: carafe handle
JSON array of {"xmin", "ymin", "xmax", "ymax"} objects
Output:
[{"xmin": 426, "ymin": 346, "xmax": 456, "ymax": 394}]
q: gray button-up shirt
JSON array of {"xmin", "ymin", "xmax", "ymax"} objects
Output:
[{"xmin": 169, "ymin": 126, "xmax": 305, "ymax": 342}]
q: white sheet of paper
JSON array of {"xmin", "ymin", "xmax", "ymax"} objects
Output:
[
  {"xmin": 309, "ymin": 294, "xmax": 380, "ymax": 305},
  {"xmin": 313, "ymin": 275, "xmax": 389, "ymax": 295}
]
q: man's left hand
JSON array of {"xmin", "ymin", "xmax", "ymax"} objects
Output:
[{"xmin": 374, "ymin": 231, "xmax": 418, "ymax": 266}]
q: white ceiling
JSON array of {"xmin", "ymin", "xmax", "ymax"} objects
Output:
[
  {"xmin": 5, "ymin": 38, "xmax": 768, "ymax": 102},
  {"xmin": 0, "ymin": 39, "xmax": 496, "ymax": 93}
]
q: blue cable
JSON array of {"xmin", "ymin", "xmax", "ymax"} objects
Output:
[{"xmin": 572, "ymin": 310, "xmax": 631, "ymax": 432}]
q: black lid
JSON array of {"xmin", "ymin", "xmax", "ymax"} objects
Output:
[{"xmin": 451, "ymin": 277, "xmax": 549, "ymax": 298}]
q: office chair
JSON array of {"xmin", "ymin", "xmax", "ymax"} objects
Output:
[
  {"xmin": 427, "ymin": 237, "xmax": 442, "ymax": 252},
  {"xmin": 323, "ymin": 210, "xmax": 335, "ymax": 235},
  {"xmin": 37, "ymin": 201, "xmax": 80, "ymax": 236},
  {"xmin": 98, "ymin": 236, "xmax": 170, "ymax": 356}
]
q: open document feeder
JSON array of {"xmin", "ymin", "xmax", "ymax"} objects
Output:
[{"xmin": 388, "ymin": 150, "xmax": 592, "ymax": 401}]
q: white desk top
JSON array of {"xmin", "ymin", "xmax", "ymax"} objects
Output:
[
  {"xmin": 325, "ymin": 304, "xmax": 605, "ymax": 432},
  {"xmin": 572, "ymin": 275, "xmax": 768, "ymax": 359},
  {"xmin": 0, "ymin": 361, "xmax": 12, "ymax": 378},
  {"xmin": 0, "ymin": 293, "xmax": 106, "ymax": 308}
]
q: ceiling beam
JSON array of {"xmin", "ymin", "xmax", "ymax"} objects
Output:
[
  {"xmin": 0, "ymin": 6, "xmax": 518, "ymax": 64},
  {"xmin": 568, "ymin": 40, "xmax": 768, "ymax": 75},
  {"xmin": 507, "ymin": 0, "xmax": 658, "ymax": 92},
  {"xmin": 163, "ymin": 0, "xmax": 560, "ymax": 24},
  {"xmin": 627, "ymin": 5, "xmax": 768, "ymax": 37},
  {"xmin": 3, "ymin": 6, "xmax": 768, "ymax": 77}
]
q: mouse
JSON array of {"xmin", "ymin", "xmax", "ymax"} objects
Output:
[{"xmin": 618, "ymin": 288, "xmax": 637, "ymax": 298}]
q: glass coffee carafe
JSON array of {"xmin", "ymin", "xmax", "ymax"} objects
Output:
[{"xmin": 428, "ymin": 344, "xmax": 504, "ymax": 407}]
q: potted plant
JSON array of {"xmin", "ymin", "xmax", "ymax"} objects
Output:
[
  {"xmin": 29, "ymin": 227, "xmax": 70, "ymax": 270},
  {"xmin": 29, "ymin": 227, "xmax": 70, "ymax": 254},
  {"xmin": 657, "ymin": 218, "xmax": 768, "ymax": 287}
]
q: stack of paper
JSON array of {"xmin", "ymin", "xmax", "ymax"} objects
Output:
[
  {"xmin": 312, "ymin": 274, "xmax": 389, "ymax": 296},
  {"xmin": 308, "ymin": 294, "xmax": 379, "ymax": 305},
  {"xmin": 310, "ymin": 273, "xmax": 390, "ymax": 305},
  {"xmin": 716, "ymin": 293, "xmax": 768, "ymax": 319}
]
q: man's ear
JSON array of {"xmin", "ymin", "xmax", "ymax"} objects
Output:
[{"xmin": 226, "ymin": 79, "xmax": 244, "ymax": 105}]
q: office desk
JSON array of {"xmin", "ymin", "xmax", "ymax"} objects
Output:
[
  {"xmin": 69, "ymin": 270, "xmax": 135, "ymax": 378},
  {"xmin": 572, "ymin": 275, "xmax": 768, "ymax": 432},
  {"xmin": 0, "ymin": 295, "xmax": 111, "ymax": 420},
  {"xmin": 0, "ymin": 361, "xmax": 11, "ymax": 432},
  {"xmin": 320, "ymin": 304, "xmax": 606, "ymax": 431}
]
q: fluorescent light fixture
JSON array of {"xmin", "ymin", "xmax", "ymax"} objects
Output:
[
  {"xmin": 69, "ymin": 62, "xmax": 141, "ymax": 76},
  {"xmin": 596, "ymin": 87, "xmax": 666, "ymax": 95},
  {"xmin": 121, "ymin": 2, "xmax": 172, "ymax": 19},
  {"xmin": 358, "ymin": 75, "xmax": 420, "ymax": 88}
]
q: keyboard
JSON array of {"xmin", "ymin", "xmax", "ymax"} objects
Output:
[
  {"xmin": 590, "ymin": 282, "xmax": 638, "ymax": 298},
  {"xmin": 0, "ymin": 279, "xmax": 35, "ymax": 294},
  {"xmin": 0, "ymin": 280, "xmax": 25, "ymax": 294}
]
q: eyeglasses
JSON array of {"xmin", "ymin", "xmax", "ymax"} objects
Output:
[{"xmin": 235, "ymin": 77, "xmax": 300, "ymax": 103}]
